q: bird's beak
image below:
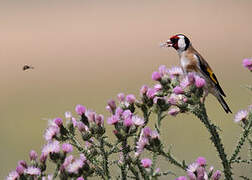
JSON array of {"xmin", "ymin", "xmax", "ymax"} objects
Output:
[{"xmin": 160, "ymin": 39, "xmax": 173, "ymax": 48}]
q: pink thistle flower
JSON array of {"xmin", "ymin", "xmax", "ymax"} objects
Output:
[
  {"xmin": 85, "ymin": 110, "xmax": 96, "ymax": 123},
  {"xmin": 173, "ymin": 86, "xmax": 184, "ymax": 94},
  {"xmin": 180, "ymin": 76, "xmax": 191, "ymax": 88},
  {"xmin": 176, "ymin": 176, "xmax": 188, "ymax": 180},
  {"xmin": 44, "ymin": 125, "xmax": 59, "ymax": 141},
  {"xmin": 122, "ymin": 110, "xmax": 132, "ymax": 119},
  {"xmin": 140, "ymin": 85, "xmax": 148, "ymax": 95},
  {"xmin": 153, "ymin": 96, "xmax": 158, "ymax": 104},
  {"xmin": 77, "ymin": 121, "xmax": 85, "ymax": 132},
  {"xmin": 154, "ymin": 84, "xmax": 162, "ymax": 91},
  {"xmin": 107, "ymin": 115, "xmax": 120, "ymax": 125},
  {"xmin": 106, "ymin": 105, "xmax": 112, "ymax": 113},
  {"xmin": 167, "ymin": 94, "xmax": 179, "ymax": 105},
  {"xmin": 146, "ymin": 88, "xmax": 157, "ymax": 99},
  {"xmin": 29, "ymin": 150, "xmax": 38, "ymax": 161},
  {"xmin": 143, "ymin": 127, "xmax": 152, "ymax": 137},
  {"xmin": 62, "ymin": 143, "xmax": 73, "ymax": 153},
  {"xmin": 18, "ymin": 160, "xmax": 27, "ymax": 168},
  {"xmin": 168, "ymin": 108, "xmax": 180, "ymax": 116},
  {"xmin": 118, "ymin": 152, "xmax": 124, "ymax": 166},
  {"xmin": 187, "ymin": 162, "xmax": 199, "ymax": 173},
  {"xmin": 117, "ymin": 93, "xmax": 125, "ymax": 102},
  {"xmin": 135, "ymin": 137, "xmax": 149, "ymax": 157},
  {"xmin": 141, "ymin": 158, "xmax": 152, "ymax": 168},
  {"xmin": 155, "ymin": 168, "xmax": 160, "ymax": 173},
  {"xmin": 115, "ymin": 107, "xmax": 123, "ymax": 116},
  {"xmin": 71, "ymin": 117, "xmax": 77, "ymax": 127},
  {"xmin": 53, "ymin": 117, "xmax": 63, "ymax": 127},
  {"xmin": 158, "ymin": 65, "xmax": 168, "ymax": 76},
  {"xmin": 196, "ymin": 166, "xmax": 205, "ymax": 180},
  {"xmin": 234, "ymin": 110, "xmax": 248, "ymax": 123},
  {"xmin": 75, "ymin": 104, "xmax": 86, "ymax": 115},
  {"xmin": 62, "ymin": 155, "xmax": 74, "ymax": 170},
  {"xmin": 65, "ymin": 111, "xmax": 72, "ymax": 119},
  {"xmin": 123, "ymin": 117, "xmax": 133, "ymax": 127},
  {"xmin": 243, "ymin": 58, "xmax": 252, "ymax": 71},
  {"xmin": 77, "ymin": 122, "xmax": 89, "ymax": 132},
  {"xmin": 39, "ymin": 153, "xmax": 47, "ymax": 163},
  {"xmin": 187, "ymin": 72, "xmax": 195, "ymax": 83},
  {"xmin": 151, "ymin": 130, "xmax": 160, "ymax": 139},
  {"xmin": 107, "ymin": 99, "xmax": 116, "ymax": 112},
  {"xmin": 79, "ymin": 154, "xmax": 87, "ymax": 162},
  {"xmin": 194, "ymin": 75, "xmax": 205, "ymax": 88},
  {"xmin": 168, "ymin": 66, "xmax": 183, "ymax": 78},
  {"xmin": 85, "ymin": 139, "xmax": 94, "ymax": 151},
  {"xmin": 113, "ymin": 130, "xmax": 118, "ymax": 136},
  {"xmin": 126, "ymin": 94, "xmax": 136, "ymax": 104},
  {"xmin": 16, "ymin": 164, "xmax": 25, "ymax": 175},
  {"xmin": 48, "ymin": 175, "xmax": 53, "ymax": 180},
  {"xmin": 209, "ymin": 166, "xmax": 214, "ymax": 173},
  {"xmin": 152, "ymin": 71, "xmax": 162, "ymax": 81},
  {"xmin": 6, "ymin": 171, "xmax": 19, "ymax": 180},
  {"xmin": 132, "ymin": 115, "xmax": 145, "ymax": 126},
  {"xmin": 187, "ymin": 171, "xmax": 196, "ymax": 180},
  {"xmin": 42, "ymin": 175, "xmax": 53, "ymax": 180},
  {"xmin": 153, "ymin": 97, "xmax": 162, "ymax": 104},
  {"xmin": 65, "ymin": 158, "xmax": 84, "ymax": 174},
  {"xmin": 212, "ymin": 170, "xmax": 221, "ymax": 180},
  {"xmin": 77, "ymin": 177, "xmax": 85, "ymax": 180},
  {"xmin": 95, "ymin": 114, "xmax": 104, "ymax": 126},
  {"xmin": 42, "ymin": 140, "xmax": 60, "ymax": 156},
  {"xmin": 196, "ymin": 157, "xmax": 206, "ymax": 166},
  {"xmin": 24, "ymin": 166, "xmax": 41, "ymax": 176}
]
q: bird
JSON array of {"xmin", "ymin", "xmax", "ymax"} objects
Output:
[
  {"xmin": 23, "ymin": 65, "xmax": 34, "ymax": 71},
  {"xmin": 161, "ymin": 34, "xmax": 232, "ymax": 113}
]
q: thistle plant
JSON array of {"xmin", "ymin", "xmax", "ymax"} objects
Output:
[{"xmin": 6, "ymin": 59, "xmax": 252, "ymax": 180}]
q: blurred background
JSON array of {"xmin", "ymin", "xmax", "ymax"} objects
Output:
[{"xmin": 1, "ymin": 0, "xmax": 251, "ymax": 179}]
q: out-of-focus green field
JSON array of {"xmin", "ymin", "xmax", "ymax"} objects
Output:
[{"xmin": 1, "ymin": 0, "xmax": 252, "ymax": 179}]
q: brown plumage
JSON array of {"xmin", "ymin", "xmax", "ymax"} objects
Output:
[{"xmin": 185, "ymin": 45, "xmax": 226, "ymax": 97}]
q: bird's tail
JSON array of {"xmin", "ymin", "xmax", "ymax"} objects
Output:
[{"xmin": 216, "ymin": 94, "xmax": 232, "ymax": 113}]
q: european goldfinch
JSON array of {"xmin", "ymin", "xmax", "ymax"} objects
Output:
[{"xmin": 161, "ymin": 34, "xmax": 232, "ymax": 113}]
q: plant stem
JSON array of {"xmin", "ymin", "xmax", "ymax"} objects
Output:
[
  {"xmin": 229, "ymin": 121, "xmax": 252, "ymax": 164},
  {"xmin": 53, "ymin": 163, "xmax": 60, "ymax": 179},
  {"xmin": 191, "ymin": 104, "xmax": 233, "ymax": 180},
  {"xmin": 128, "ymin": 163, "xmax": 140, "ymax": 180},
  {"xmin": 136, "ymin": 159, "xmax": 149, "ymax": 180},
  {"xmin": 108, "ymin": 141, "xmax": 121, "ymax": 155},
  {"xmin": 155, "ymin": 110, "xmax": 163, "ymax": 134},
  {"xmin": 99, "ymin": 137, "xmax": 111, "ymax": 180},
  {"xmin": 160, "ymin": 150, "xmax": 187, "ymax": 171},
  {"xmin": 150, "ymin": 152, "xmax": 158, "ymax": 178},
  {"xmin": 248, "ymin": 137, "xmax": 252, "ymax": 177},
  {"xmin": 68, "ymin": 134, "xmax": 106, "ymax": 178},
  {"xmin": 142, "ymin": 105, "xmax": 151, "ymax": 127},
  {"xmin": 121, "ymin": 140, "xmax": 128, "ymax": 180}
]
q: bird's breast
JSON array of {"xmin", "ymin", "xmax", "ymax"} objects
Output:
[{"xmin": 180, "ymin": 56, "xmax": 190, "ymax": 71}]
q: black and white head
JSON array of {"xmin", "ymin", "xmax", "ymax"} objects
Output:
[{"xmin": 161, "ymin": 34, "xmax": 191, "ymax": 52}]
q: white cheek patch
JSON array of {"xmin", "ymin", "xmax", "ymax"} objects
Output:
[{"xmin": 178, "ymin": 38, "xmax": 186, "ymax": 50}]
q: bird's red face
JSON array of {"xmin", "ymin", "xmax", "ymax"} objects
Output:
[
  {"xmin": 161, "ymin": 34, "xmax": 190, "ymax": 51},
  {"xmin": 168, "ymin": 35, "xmax": 180, "ymax": 50}
]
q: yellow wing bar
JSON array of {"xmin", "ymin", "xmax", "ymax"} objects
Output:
[{"xmin": 207, "ymin": 68, "xmax": 217, "ymax": 84}]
